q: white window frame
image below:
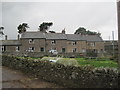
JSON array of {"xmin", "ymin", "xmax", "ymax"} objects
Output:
[
  {"xmin": 82, "ymin": 49, "xmax": 86, "ymax": 53},
  {"xmin": 72, "ymin": 48, "xmax": 77, "ymax": 52},
  {"xmin": 16, "ymin": 46, "xmax": 20, "ymax": 52},
  {"xmin": 29, "ymin": 39, "xmax": 34, "ymax": 44},
  {"xmin": 90, "ymin": 42, "xmax": 95, "ymax": 47},
  {"xmin": 72, "ymin": 41, "xmax": 77, "ymax": 46},
  {"xmin": 2, "ymin": 46, "xmax": 6, "ymax": 52},
  {"xmin": 51, "ymin": 40, "xmax": 56, "ymax": 45},
  {"xmin": 28, "ymin": 47, "xmax": 35, "ymax": 52}
]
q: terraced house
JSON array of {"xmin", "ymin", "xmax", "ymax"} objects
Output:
[{"xmin": 1, "ymin": 30, "xmax": 104, "ymax": 57}]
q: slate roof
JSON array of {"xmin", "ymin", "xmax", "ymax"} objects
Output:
[
  {"xmin": 45, "ymin": 33, "xmax": 67, "ymax": 40},
  {"xmin": 66, "ymin": 34, "xmax": 84, "ymax": 41},
  {"xmin": 21, "ymin": 32, "xmax": 46, "ymax": 39},
  {"xmin": 81, "ymin": 35, "xmax": 103, "ymax": 42},
  {"xmin": 1, "ymin": 40, "xmax": 21, "ymax": 46},
  {"xmin": 20, "ymin": 31, "xmax": 103, "ymax": 41}
]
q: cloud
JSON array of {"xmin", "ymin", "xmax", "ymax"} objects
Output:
[{"xmin": 2, "ymin": 2, "xmax": 118, "ymax": 40}]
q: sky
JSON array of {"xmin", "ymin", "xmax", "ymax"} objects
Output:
[{"xmin": 0, "ymin": 0, "xmax": 118, "ymax": 40}]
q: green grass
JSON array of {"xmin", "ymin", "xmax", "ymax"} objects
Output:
[
  {"xmin": 16, "ymin": 56, "xmax": 118, "ymax": 68},
  {"xmin": 76, "ymin": 58, "xmax": 118, "ymax": 68}
]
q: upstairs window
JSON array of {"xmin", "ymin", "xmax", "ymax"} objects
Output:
[
  {"xmin": 72, "ymin": 41, "xmax": 77, "ymax": 45},
  {"xmin": 90, "ymin": 42, "xmax": 95, "ymax": 47},
  {"xmin": 16, "ymin": 46, "xmax": 20, "ymax": 52},
  {"xmin": 29, "ymin": 39, "xmax": 34, "ymax": 44},
  {"xmin": 51, "ymin": 40, "xmax": 56, "ymax": 45}
]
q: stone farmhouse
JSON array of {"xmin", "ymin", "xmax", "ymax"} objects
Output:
[{"xmin": 1, "ymin": 30, "xmax": 104, "ymax": 57}]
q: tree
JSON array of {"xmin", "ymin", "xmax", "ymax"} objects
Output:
[
  {"xmin": 0, "ymin": 27, "xmax": 4, "ymax": 35},
  {"xmin": 74, "ymin": 27, "xmax": 86, "ymax": 35},
  {"xmin": 0, "ymin": 27, "xmax": 4, "ymax": 30},
  {"xmin": 17, "ymin": 23, "xmax": 29, "ymax": 34},
  {"xmin": 38, "ymin": 22, "xmax": 53, "ymax": 33},
  {"xmin": 74, "ymin": 27, "xmax": 101, "ymax": 36}
]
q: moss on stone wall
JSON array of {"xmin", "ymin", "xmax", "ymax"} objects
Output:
[{"xmin": 2, "ymin": 55, "xmax": 119, "ymax": 88}]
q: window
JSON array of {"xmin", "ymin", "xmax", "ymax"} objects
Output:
[
  {"xmin": 62, "ymin": 48, "xmax": 66, "ymax": 53},
  {"xmin": 72, "ymin": 48, "xmax": 76, "ymax": 52},
  {"xmin": 90, "ymin": 42, "xmax": 95, "ymax": 47},
  {"xmin": 28, "ymin": 47, "xmax": 35, "ymax": 52},
  {"xmin": 98, "ymin": 50, "xmax": 100, "ymax": 53},
  {"xmin": 72, "ymin": 41, "xmax": 77, "ymax": 45},
  {"xmin": 29, "ymin": 39, "xmax": 34, "ymax": 44},
  {"xmin": 51, "ymin": 40, "xmax": 56, "ymax": 45},
  {"xmin": 16, "ymin": 46, "xmax": 20, "ymax": 52},
  {"xmin": 2, "ymin": 46, "xmax": 6, "ymax": 52},
  {"xmin": 93, "ymin": 49, "xmax": 97, "ymax": 53},
  {"xmin": 40, "ymin": 47, "xmax": 44, "ymax": 52}
]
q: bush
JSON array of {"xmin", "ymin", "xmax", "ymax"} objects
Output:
[
  {"xmin": 41, "ymin": 57, "xmax": 60, "ymax": 61},
  {"xmin": 56, "ymin": 58, "xmax": 79, "ymax": 66}
]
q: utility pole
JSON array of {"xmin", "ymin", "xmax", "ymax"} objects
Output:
[
  {"xmin": 109, "ymin": 35, "xmax": 110, "ymax": 40},
  {"xmin": 112, "ymin": 31, "xmax": 115, "ymax": 57},
  {"xmin": 117, "ymin": 0, "xmax": 120, "ymax": 74}
]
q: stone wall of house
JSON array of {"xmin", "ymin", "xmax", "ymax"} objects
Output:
[
  {"xmin": 20, "ymin": 38, "xmax": 46, "ymax": 52},
  {"xmin": 87, "ymin": 41, "xmax": 104, "ymax": 51},
  {"xmin": 4, "ymin": 46, "xmax": 17, "ymax": 52},
  {"xmin": 66, "ymin": 40, "xmax": 86, "ymax": 53},
  {"xmin": 46, "ymin": 40, "xmax": 67, "ymax": 52},
  {"xmin": 1, "ymin": 39, "xmax": 105, "ymax": 57}
]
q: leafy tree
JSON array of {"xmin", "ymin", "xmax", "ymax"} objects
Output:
[
  {"xmin": 74, "ymin": 27, "xmax": 101, "ymax": 36},
  {"xmin": 17, "ymin": 23, "xmax": 29, "ymax": 34},
  {"xmin": 0, "ymin": 27, "xmax": 4, "ymax": 30},
  {"xmin": 38, "ymin": 22, "xmax": 53, "ymax": 33},
  {"xmin": 74, "ymin": 27, "xmax": 86, "ymax": 35}
]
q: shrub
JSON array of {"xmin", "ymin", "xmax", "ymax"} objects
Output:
[
  {"xmin": 56, "ymin": 58, "xmax": 79, "ymax": 66},
  {"xmin": 40, "ymin": 57, "xmax": 59, "ymax": 61}
]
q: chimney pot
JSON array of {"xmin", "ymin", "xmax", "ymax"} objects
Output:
[
  {"xmin": 62, "ymin": 28, "xmax": 66, "ymax": 34},
  {"xmin": 5, "ymin": 35, "xmax": 7, "ymax": 40}
]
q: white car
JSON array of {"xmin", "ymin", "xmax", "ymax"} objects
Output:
[
  {"xmin": 49, "ymin": 50, "xmax": 58, "ymax": 55},
  {"xmin": 49, "ymin": 59, "xmax": 57, "ymax": 62}
]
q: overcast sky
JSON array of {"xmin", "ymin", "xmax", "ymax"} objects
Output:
[{"xmin": 1, "ymin": 1, "xmax": 118, "ymax": 40}]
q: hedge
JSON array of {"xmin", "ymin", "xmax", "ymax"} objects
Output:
[{"xmin": 2, "ymin": 55, "xmax": 119, "ymax": 88}]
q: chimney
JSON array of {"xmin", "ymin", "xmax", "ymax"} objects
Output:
[
  {"xmin": 5, "ymin": 35, "xmax": 7, "ymax": 40},
  {"xmin": 62, "ymin": 28, "xmax": 66, "ymax": 34},
  {"xmin": 18, "ymin": 34, "xmax": 20, "ymax": 40}
]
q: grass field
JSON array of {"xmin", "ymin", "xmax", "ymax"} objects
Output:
[
  {"xmin": 17, "ymin": 56, "xmax": 118, "ymax": 68},
  {"xmin": 76, "ymin": 58, "xmax": 118, "ymax": 68}
]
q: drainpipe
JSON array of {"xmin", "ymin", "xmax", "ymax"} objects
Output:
[{"xmin": 18, "ymin": 34, "xmax": 20, "ymax": 40}]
